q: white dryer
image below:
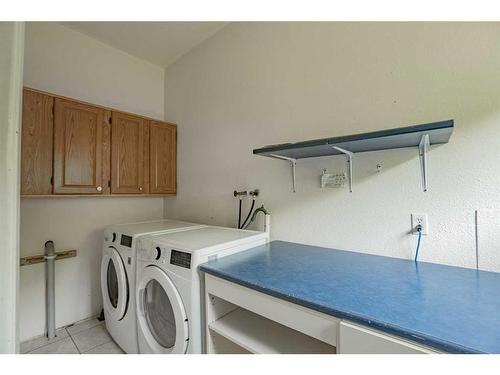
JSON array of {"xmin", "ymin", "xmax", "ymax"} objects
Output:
[
  {"xmin": 101, "ymin": 219, "xmax": 205, "ymax": 354},
  {"xmin": 135, "ymin": 226, "xmax": 269, "ymax": 354}
]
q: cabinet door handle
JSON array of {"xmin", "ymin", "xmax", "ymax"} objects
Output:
[
  {"xmin": 96, "ymin": 186, "xmax": 102, "ymax": 192},
  {"xmin": 139, "ymin": 187, "xmax": 143, "ymax": 191}
]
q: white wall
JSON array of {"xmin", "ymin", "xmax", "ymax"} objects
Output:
[
  {"xmin": 20, "ymin": 22, "xmax": 165, "ymax": 341},
  {"xmin": 0, "ymin": 22, "xmax": 24, "ymax": 353},
  {"xmin": 164, "ymin": 22, "xmax": 500, "ymax": 270}
]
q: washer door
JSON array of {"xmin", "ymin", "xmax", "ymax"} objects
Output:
[
  {"xmin": 101, "ymin": 246, "xmax": 128, "ymax": 321},
  {"xmin": 136, "ymin": 266, "xmax": 189, "ymax": 354}
]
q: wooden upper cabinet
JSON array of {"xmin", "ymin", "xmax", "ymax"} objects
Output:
[
  {"xmin": 53, "ymin": 98, "xmax": 107, "ymax": 194},
  {"xmin": 20, "ymin": 88, "xmax": 176, "ymax": 197},
  {"xmin": 111, "ymin": 111, "xmax": 147, "ymax": 194},
  {"xmin": 150, "ymin": 121, "xmax": 177, "ymax": 194},
  {"xmin": 21, "ymin": 89, "xmax": 54, "ymax": 195}
]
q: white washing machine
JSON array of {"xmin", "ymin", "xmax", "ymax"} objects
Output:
[
  {"xmin": 135, "ymin": 226, "xmax": 269, "ymax": 354},
  {"xmin": 101, "ymin": 219, "xmax": 205, "ymax": 354}
]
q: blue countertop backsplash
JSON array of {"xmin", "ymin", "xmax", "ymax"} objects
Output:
[{"xmin": 200, "ymin": 240, "xmax": 500, "ymax": 353}]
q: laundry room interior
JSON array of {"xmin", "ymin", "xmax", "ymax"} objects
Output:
[{"xmin": 3, "ymin": 5, "xmax": 500, "ymax": 363}]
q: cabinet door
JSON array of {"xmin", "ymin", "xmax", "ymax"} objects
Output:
[
  {"xmin": 21, "ymin": 89, "xmax": 54, "ymax": 195},
  {"xmin": 53, "ymin": 98, "xmax": 105, "ymax": 194},
  {"xmin": 338, "ymin": 321, "xmax": 437, "ymax": 354},
  {"xmin": 149, "ymin": 121, "xmax": 177, "ymax": 194},
  {"xmin": 111, "ymin": 111, "xmax": 146, "ymax": 194}
]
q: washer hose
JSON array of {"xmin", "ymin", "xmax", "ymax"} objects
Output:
[{"xmin": 240, "ymin": 199, "xmax": 255, "ymax": 229}]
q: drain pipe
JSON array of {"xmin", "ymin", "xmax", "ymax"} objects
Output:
[{"xmin": 44, "ymin": 241, "xmax": 56, "ymax": 339}]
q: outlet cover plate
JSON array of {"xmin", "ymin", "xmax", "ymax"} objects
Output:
[{"xmin": 411, "ymin": 213, "xmax": 429, "ymax": 235}]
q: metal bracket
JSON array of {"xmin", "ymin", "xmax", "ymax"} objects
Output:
[
  {"xmin": 332, "ymin": 146, "xmax": 354, "ymax": 192},
  {"xmin": 419, "ymin": 134, "xmax": 430, "ymax": 192},
  {"xmin": 270, "ymin": 154, "xmax": 297, "ymax": 193}
]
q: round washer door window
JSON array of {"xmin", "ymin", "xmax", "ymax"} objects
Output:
[
  {"xmin": 144, "ymin": 279, "xmax": 176, "ymax": 348},
  {"xmin": 136, "ymin": 266, "xmax": 188, "ymax": 354},
  {"xmin": 107, "ymin": 260, "xmax": 119, "ymax": 308},
  {"xmin": 101, "ymin": 246, "xmax": 128, "ymax": 321}
]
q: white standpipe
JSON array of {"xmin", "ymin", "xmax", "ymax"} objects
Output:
[
  {"xmin": 264, "ymin": 214, "xmax": 271, "ymax": 235},
  {"xmin": 44, "ymin": 241, "xmax": 56, "ymax": 339}
]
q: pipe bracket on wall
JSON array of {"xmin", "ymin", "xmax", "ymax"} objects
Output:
[
  {"xmin": 419, "ymin": 133, "xmax": 430, "ymax": 192},
  {"xmin": 20, "ymin": 249, "xmax": 77, "ymax": 266},
  {"xmin": 331, "ymin": 146, "xmax": 354, "ymax": 192},
  {"xmin": 270, "ymin": 154, "xmax": 297, "ymax": 193}
]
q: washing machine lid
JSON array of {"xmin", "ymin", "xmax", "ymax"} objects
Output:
[
  {"xmin": 101, "ymin": 246, "xmax": 128, "ymax": 321},
  {"xmin": 109, "ymin": 219, "xmax": 205, "ymax": 237},
  {"xmin": 151, "ymin": 226, "xmax": 265, "ymax": 251},
  {"xmin": 136, "ymin": 266, "xmax": 189, "ymax": 354}
]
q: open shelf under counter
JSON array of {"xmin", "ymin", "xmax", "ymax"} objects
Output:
[
  {"xmin": 204, "ymin": 274, "xmax": 339, "ymax": 354},
  {"xmin": 209, "ymin": 307, "xmax": 336, "ymax": 354}
]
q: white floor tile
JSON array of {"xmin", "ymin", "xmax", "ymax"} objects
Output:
[
  {"xmin": 66, "ymin": 317, "xmax": 103, "ymax": 335},
  {"xmin": 27, "ymin": 337, "xmax": 79, "ymax": 354},
  {"xmin": 83, "ymin": 340, "xmax": 125, "ymax": 354},
  {"xmin": 21, "ymin": 328, "xmax": 69, "ymax": 354},
  {"xmin": 71, "ymin": 323, "xmax": 112, "ymax": 353}
]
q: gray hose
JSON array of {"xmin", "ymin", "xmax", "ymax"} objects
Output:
[
  {"xmin": 243, "ymin": 205, "xmax": 270, "ymax": 230},
  {"xmin": 45, "ymin": 241, "xmax": 56, "ymax": 339}
]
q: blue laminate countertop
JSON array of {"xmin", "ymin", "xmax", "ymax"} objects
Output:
[{"xmin": 200, "ymin": 240, "xmax": 500, "ymax": 354}]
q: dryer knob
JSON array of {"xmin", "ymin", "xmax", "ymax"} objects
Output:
[
  {"xmin": 154, "ymin": 247, "xmax": 162, "ymax": 260},
  {"xmin": 112, "ymin": 232, "xmax": 117, "ymax": 242}
]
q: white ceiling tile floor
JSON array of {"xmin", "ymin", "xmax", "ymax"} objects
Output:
[{"xmin": 22, "ymin": 317, "xmax": 124, "ymax": 354}]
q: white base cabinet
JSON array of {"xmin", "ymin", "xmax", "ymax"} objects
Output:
[{"xmin": 203, "ymin": 274, "xmax": 441, "ymax": 354}]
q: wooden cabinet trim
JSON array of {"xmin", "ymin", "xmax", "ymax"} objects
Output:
[
  {"xmin": 23, "ymin": 87, "xmax": 175, "ymax": 126},
  {"xmin": 102, "ymin": 110, "xmax": 112, "ymax": 195}
]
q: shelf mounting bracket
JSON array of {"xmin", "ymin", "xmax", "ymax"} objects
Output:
[
  {"xmin": 332, "ymin": 146, "xmax": 354, "ymax": 192},
  {"xmin": 270, "ymin": 154, "xmax": 297, "ymax": 193},
  {"xmin": 419, "ymin": 134, "xmax": 430, "ymax": 192}
]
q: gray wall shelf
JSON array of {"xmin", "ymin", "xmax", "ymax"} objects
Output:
[{"xmin": 253, "ymin": 120, "xmax": 454, "ymax": 192}]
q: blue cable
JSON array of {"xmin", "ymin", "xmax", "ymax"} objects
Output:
[{"xmin": 414, "ymin": 226, "xmax": 422, "ymax": 262}]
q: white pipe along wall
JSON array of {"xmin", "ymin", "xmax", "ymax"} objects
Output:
[
  {"xmin": 164, "ymin": 22, "xmax": 500, "ymax": 271},
  {"xmin": 20, "ymin": 23, "xmax": 165, "ymax": 341}
]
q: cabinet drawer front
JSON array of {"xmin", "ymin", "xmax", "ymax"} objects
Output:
[
  {"xmin": 21, "ymin": 89, "xmax": 54, "ymax": 195},
  {"xmin": 149, "ymin": 121, "xmax": 176, "ymax": 194},
  {"xmin": 111, "ymin": 112, "xmax": 146, "ymax": 194},
  {"xmin": 339, "ymin": 321, "xmax": 438, "ymax": 354},
  {"xmin": 53, "ymin": 99, "xmax": 104, "ymax": 194}
]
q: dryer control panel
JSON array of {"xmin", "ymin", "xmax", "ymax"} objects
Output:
[
  {"xmin": 138, "ymin": 241, "xmax": 192, "ymax": 269},
  {"xmin": 170, "ymin": 250, "xmax": 191, "ymax": 269}
]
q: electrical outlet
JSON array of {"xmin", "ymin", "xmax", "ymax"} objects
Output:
[{"xmin": 411, "ymin": 213, "xmax": 429, "ymax": 235}]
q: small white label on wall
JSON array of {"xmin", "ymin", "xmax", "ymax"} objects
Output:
[{"xmin": 321, "ymin": 169, "xmax": 346, "ymax": 188}]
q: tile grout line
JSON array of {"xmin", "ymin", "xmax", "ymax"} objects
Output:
[
  {"xmin": 81, "ymin": 340, "xmax": 113, "ymax": 354},
  {"xmin": 67, "ymin": 328, "xmax": 82, "ymax": 354},
  {"xmin": 23, "ymin": 329, "xmax": 67, "ymax": 354},
  {"xmin": 23, "ymin": 319, "xmax": 114, "ymax": 354},
  {"xmin": 70, "ymin": 323, "xmax": 112, "ymax": 354},
  {"xmin": 81, "ymin": 337, "xmax": 113, "ymax": 354}
]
